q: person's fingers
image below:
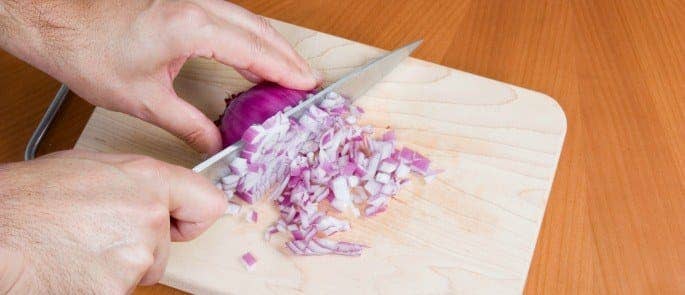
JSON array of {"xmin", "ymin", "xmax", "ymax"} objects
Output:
[
  {"xmin": 188, "ymin": 21, "xmax": 318, "ymax": 90},
  {"xmin": 236, "ymin": 69, "xmax": 264, "ymax": 84},
  {"xmin": 162, "ymin": 163, "xmax": 226, "ymax": 241},
  {"xmin": 191, "ymin": 0, "xmax": 317, "ymax": 78},
  {"xmin": 136, "ymin": 87, "xmax": 222, "ymax": 154},
  {"xmin": 138, "ymin": 230, "xmax": 170, "ymax": 286},
  {"xmin": 117, "ymin": 157, "xmax": 227, "ymax": 241}
]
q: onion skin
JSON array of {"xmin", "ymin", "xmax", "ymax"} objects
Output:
[{"xmin": 220, "ymin": 82, "xmax": 313, "ymax": 147}]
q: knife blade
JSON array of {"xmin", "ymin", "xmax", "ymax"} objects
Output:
[{"xmin": 193, "ymin": 40, "xmax": 422, "ymax": 183}]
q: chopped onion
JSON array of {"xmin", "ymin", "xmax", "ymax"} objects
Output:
[
  {"xmin": 241, "ymin": 252, "xmax": 257, "ymax": 271},
  {"xmin": 395, "ymin": 163, "xmax": 411, "ymax": 179},
  {"xmin": 375, "ymin": 172, "xmax": 391, "ymax": 184},
  {"xmin": 378, "ymin": 159, "xmax": 399, "ymax": 174},
  {"xmin": 330, "ymin": 176, "xmax": 352, "ymax": 212},
  {"xmin": 216, "ymin": 88, "xmax": 440, "ymax": 257},
  {"xmin": 245, "ymin": 210, "xmax": 258, "ymax": 223},
  {"xmin": 224, "ymin": 202, "xmax": 242, "ymax": 216}
]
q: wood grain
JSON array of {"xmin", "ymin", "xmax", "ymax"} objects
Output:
[{"xmin": 0, "ymin": 0, "xmax": 683, "ymax": 293}]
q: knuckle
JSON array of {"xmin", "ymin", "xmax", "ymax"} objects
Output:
[
  {"xmin": 164, "ymin": 1, "xmax": 209, "ymax": 27},
  {"xmin": 121, "ymin": 246, "xmax": 154, "ymax": 273},
  {"xmin": 247, "ymin": 31, "xmax": 266, "ymax": 60},
  {"xmin": 147, "ymin": 204, "xmax": 169, "ymax": 230},
  {"xmin": 124, "ymin": 156, "xmax": 166, "ymax": 179},
  {"xmin": 135, "ymin": 252, "xmax": 155, "ymax": 272},
  {"xmin": 254, "ymin": 16, "xmax": 274, "ymax": 36}
]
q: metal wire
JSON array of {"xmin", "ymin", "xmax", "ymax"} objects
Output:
[{"xmin": 24, "ymin": 84, "xmax": 69, "ymax": 160}]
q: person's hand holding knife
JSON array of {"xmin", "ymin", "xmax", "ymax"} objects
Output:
[{"xmin": 0, "ymin": 0, "xmax": 320, "ymax": 292}]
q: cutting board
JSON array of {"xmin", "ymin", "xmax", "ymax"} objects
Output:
[{"xmin": 75, "ymin": 19, "xmax": 566, "ymax": 294}]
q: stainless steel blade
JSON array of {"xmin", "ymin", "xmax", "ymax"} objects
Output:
[{"xmin": 193, "ymin": 40, "xmax": 422, "ymax": 183}]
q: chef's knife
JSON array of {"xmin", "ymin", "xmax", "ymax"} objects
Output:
[{"xmin": 193, "ymin": 40, "xmax": 422, "ymax": 183}]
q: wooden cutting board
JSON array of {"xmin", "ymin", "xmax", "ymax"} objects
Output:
[{"xmin": 75, "ymin": 19, "xmax": 566, "ymax": 294}]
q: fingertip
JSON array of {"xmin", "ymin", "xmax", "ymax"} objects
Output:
[
  {"xmin": 294, "ymin": 64, "xmax": 322, "ymax": 89},
  {"xmin": 204, "ymin": 128, "xmax": 224, "ymax": 155},
  {"xmin": 137, "ymin": 89, "xmax": 223, "ymax": 155},
  {"xmin": 205, "ymin": 184, "xmax": 228, "ymax": 220},
  {"xmin": 279, "ymin": 68, "xmax": 320, "ymax": 90},
  {"xmin": 237, "ymin": 69, "xmax": 264, "ymax": 84},
  {"xmin": 170, "ymin": 187, "xmax": 228, "ymax": 242},
  {"xmin": 186, "ymin": 120, "xmax": 223, "ymax": 155}
]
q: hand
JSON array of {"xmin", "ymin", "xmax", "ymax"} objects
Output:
[
  {"xmin": 0, "ymin": 150, "xmax": 227, "ymax": 293},
  {"xmin": 0, "ymin": 0, "xmax": 321, "ymax": 154}
]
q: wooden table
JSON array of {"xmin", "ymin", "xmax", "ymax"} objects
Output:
[{"xmin": 1, "ymin": 1, "xmax": 683, "ymax": 293}]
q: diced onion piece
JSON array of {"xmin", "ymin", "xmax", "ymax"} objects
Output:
[
  {"xmin": 381, "ymin": 183, "xmax": 396, "ymax": 195},
  {"xmin": 221, "ymin": 175, "xmax": 240, "ymax": 188},
  {"xmin": 378, "ymin": 159, "xmax": 399, "ymax": 174},
  {"xmin": 345, "ymin": 116, "xmax": 357, "ymax": 124},
  {"xmin": 242, "ymin": 125, "xmax": 267, "ymax": 144},
  {"xmin": 245, "ymin": 210, "xmax": 258, "ymax": 223},
  {"xmin": 230, "ymin": 157, "xmax": 248, "ymax": 176},
  {"xmin": 382, "ymin": 130, "xmax": 396, "ymax": 141},
  {"xmin": 264, "ymin": 226, "xmax": 278, "ymax": 241},
  {"xmin": 395, "ymin": 163, "xmax": 411, "ymax": 179},
  {"xmin": 363, "ymin": 180, "xmax": 382, "ymax": 196},
  {"xmin": 375, "ymin": 173, "xmax": 391, "ymax": 184},
  {"xmin": 348, "ymin": 175, "xmax": 360, "ymax": 187},
  {"xmin": 366, "ymin": 154, "xmax": 381, "ymax": 179},
  {"xmin": 316, "ymin": 216, "xmax": 351, "ymax": 236},
  {"xmin": 330, "ymin": 176, "xmax": 352, "ymax": 212},
  {"xmin": 241, "ymin": 252, "xmax": 257, "ymax": 271},
  {"xmin": 224, "ymin": 202, "xmax": 242, "ymax": 216}
]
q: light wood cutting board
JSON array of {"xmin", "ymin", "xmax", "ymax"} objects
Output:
[{"xmin": 75, "ymin": 19, "xmax": 566, "ymax": 294}]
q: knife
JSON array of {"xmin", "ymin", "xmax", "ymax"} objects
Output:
[{"xmin": 193, "ymin": 40, "xmax": 422, "ymax": 183}]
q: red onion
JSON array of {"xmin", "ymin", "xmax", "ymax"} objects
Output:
[
  {"xmin": 218, "ymin": 85, "xmax": 440, "ymax": 258},
  {"xmin": 219, "ymin": 82, "xmax": 313, "ymax": 147}
]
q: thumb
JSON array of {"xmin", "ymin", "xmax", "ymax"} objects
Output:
[{"xmin": 138, "ymin": 88, "xmax": 222, "ymax": 154}]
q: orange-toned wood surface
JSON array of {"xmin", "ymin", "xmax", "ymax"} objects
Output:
[{"xmin": 1, "ymin": 1, "xmax": 683, "ymax": 293}]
